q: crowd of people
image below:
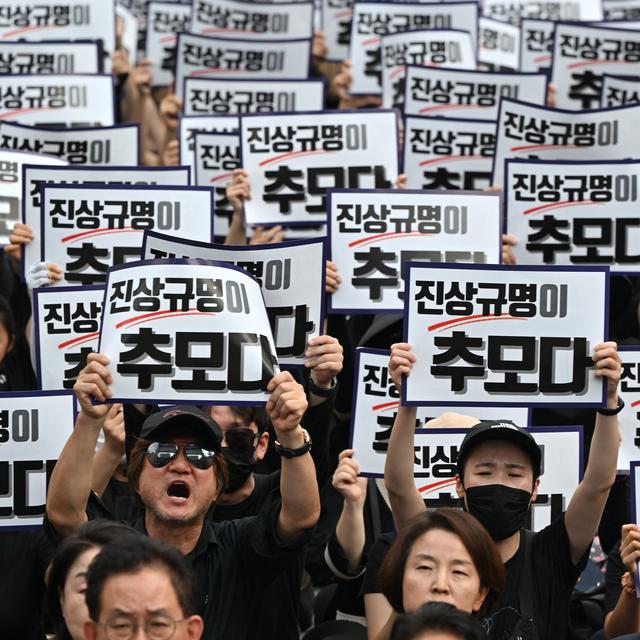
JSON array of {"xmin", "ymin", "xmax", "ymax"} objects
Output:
[{"xmin": 1, "ymin": 4, "xmax": 640, "ymax": 640}]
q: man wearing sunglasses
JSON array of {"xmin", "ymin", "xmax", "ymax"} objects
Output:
[{"xmin": 46, "ymin": 352, "xmax": 321, "ymax": 640}]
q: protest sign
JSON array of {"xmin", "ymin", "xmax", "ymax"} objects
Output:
[
  {"xmin": 380, "ymin": 29, "xmax": 476, "ymax": 110},
  {"xmin": 482, "ymin": 0, "xmax": 603, "ymax": 24},
  {"xmin": 190, "ymin": 0, "xmax": 314, "ymax": 40},
  {"xmin": 22, "ymin": 164, "xmax": 190, "ymax": 272},
  {"xmin": 0, "ymin": 121, "xmax": 139, "ymax": 165},
  {"xmin": 33, "ymin": 285, "xmax": 103, "ymax": 390},
  {"xmin": 0, "ymin": 74, "xmax": 114, "ymax": 128},
  {"xmin": 0, "ymin": 40, "xmax": 101, "ymax": 74},
  {"xmin": 40, "ymin": 184, "xmax": 214, "ymax": 285},
  {"xmin": 505, "ymin": 158, "xmax": 640, "ymax": 270},
  {"xmin": 601, "ymin": 73, "xmax": 640, "ymax": 107},
  {"xmin": 194, "ymin": 131, "xmax": 239, "ymax": 239},
  {"xmin": 631, "ymin": 461, "xmax": 640, "ymax": 589},
  {"xmin": 404, "ymin": 115, "xmax": 495, "ymax": 191},
  {"xmin": 478, "ymin": 16, "xmax": 520, "ymax": 70},
  {"xmin": 115, "ymin": 3, "xmax": 139, "ymax": 66},
  {"xmin": 179, "ymin": 114, "xmax": 239, "ymax": 171},
  {"xmin": 240, "ymin": 109, "xmax": 399, "ymax": 226},
  {"xmin": 175, "ymin": 32, "xmax": 312, "ymax": 99},
  {"xmin": 520, "ymin": 18, "xmax": 554, "ymax": 72},
  {"xmin": 0, "ymin": 149, "xmax": 66, "ymax": 246},
  {"xmin": 184, "ymin": 78, "xmax": 325, "ymax": 116},
  {"xmin": 145, "ymin": 1, "xmax": 192, "ymax": 87},
  {"xmin": 617, "ymin": 347, "xmax": 640, "ymax": 473},
  {"xmin": 492, "ymin": 99, "xmax": 640, "ymax": 186},
  {"xmin": 403, "ymin": 263, "xmax": 609, "ymax": 406},
  {"xmin": 328, "ymin": 188, "xmax": 501, "ymax": 313},
  {"xmin": 604, "ymin": 0, "xmax": 640, "ymax": 20},
  {"xmin": 403, "ymin": 65, "xmax": 547, "ymax": 119},
  {"xmin": 142, "ymin": 232, "xmax": 325, "ymax": 366},
  {"xmin": 322, "ymin": 0, "xmax": 352, "ymax": 62},
  {"xmin": 550, "ymin": 23, "xmax": 640, "ymax": 110},
  {"xmin": 0, "ymin": 0, "xmax": 116, "ymax": 66},
  {"xmin": 98, "ymin": 259, "xmax": 279, "ymax": 405},
  {"xmin": 349, "ymin": 1, "xmax": 479, "ymax": 95},
  {"xmin": 0, "ymin": 390, "xmax": 74, "ymax": 529}
]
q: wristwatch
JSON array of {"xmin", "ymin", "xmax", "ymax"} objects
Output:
[
  {"xmin": 597, "ymin": 396, "xmax": 625, "ymax": 416},
  {"xmin": 274, "ymin": 428, "xmax": 312, "ymax": 458}
]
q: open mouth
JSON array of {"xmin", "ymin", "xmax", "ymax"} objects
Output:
[{"xmin": 167, "ymin": 481, "xmax": 190, "ymax": 500}]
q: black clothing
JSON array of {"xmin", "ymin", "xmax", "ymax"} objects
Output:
[
  {"xmin": 604, "ymin": 538, "xmax": 625, "ymax": 616},
  {"xmin": 361, "ymin": 532, "xmax": 393, "ymax": 596}
]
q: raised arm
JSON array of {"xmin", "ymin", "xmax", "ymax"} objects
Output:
[
  {"xmin": 565, "ymin": 341, "xmax": 622, "ymax": 565},
  {"xmin": 267, "ymin": 371, "xmax": 321, "ymax": 542},
  {"xmin": 385, "ymin": 343, "xmax": 425, "ymax": 531},
  {"xmin": 91, "ymin": 403, "xmax": 125, "ymax": 498},
  {"xmin": 46, "ymin": 353, "xmax": 113, "ymax": 537}
]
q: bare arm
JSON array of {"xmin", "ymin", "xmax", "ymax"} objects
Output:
[
  {"xmin": 224, "ymin": 169, "xmax": 250, "ymax": 245},
  {"xmin": 565, "ymin": 342, "xmax": 622, "ymax": 566},
  {"xmin": 364, "ymin": 594, "xmax": 394, "ymax": 640},
  {"xmin": 91, "ymin": 403, "xmax": 125, "ymax": 497}
]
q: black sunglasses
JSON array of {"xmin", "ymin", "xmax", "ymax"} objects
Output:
[
  {"xmin": 146, "ymin": 442, "xmax": 216, "ymax": 470},
  {"xmin": 225, "ymin": 427, "xmax": 261, "ymax": 450}
]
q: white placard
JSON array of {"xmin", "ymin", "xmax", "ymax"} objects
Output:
[
  {"xmin": 33, "ymin": 285, "xmax": 103, "ymax": 390},
  {"xmin": 0, "ymin": 121, "xmax": 139, "ymax": 165},
  {"xmin": 142, "ymin": 232, "xmax": 326, "ymax": 366},
  {"xmin": 40, "ymin": 184, "xmax": 214, "ymax": 285},
  {"xmin": 115, "ymin": 4, "xmax": 139, "ymax": 68},
  {"xmin": 191, "ymin": 0, "xmax": 314, "ymax": 40},
  {"xmin": 175, "ymin": 32, "xmax": 312, "ymax": 99},
  {"xmin": 381, "ymin": 29, "xmax": 476, "ymax": 110},
  {"xmin": 179, "ymin": 114, "xmax": 239, "ymax": 173},
  {"xmin": 551, "ymin": 23, "xmax": 640, "ymax": 110},
  {"xmin": 194, "ymin": 131, "xmax": 239, "ymax": 239},
  {"xmin": 403, "ymin": 263, "xmax": 608, "ymax": 406},
  {"xmin": 322, "ymin": 0, "xmax": 352, "ymax": 62},
  {"xmin": 328, "ymin": 188, "xmax": 502, "ymax": 313},
  {"xmin": 492, "ymin": 98, "xmax": 640, "ymax": 186},
  {"xmin": 0, "ymin": 150, "xmax": 67, "ymax": 246},
  {"xmin": 0, "ymin": 391, "xmax": 75, "ymax": 529},
  {"xmin": 404, "ymin": 115, "xmax": 495, "ymax": 191},
  {"xmin": 617, "ymin": 348, "xmax": 640, "ymax": 473},
  {"xmin": 505, "ymin": 158, "xmax": 640, "ymax": 270},
  {"xmin": 146, "ymin": 1, "xmax": 192, "ymax": 87},
  {"xmin": 403, "ymin": 65, "xmax": 547, "ymax": 119},
  {"xmin": 601, "ymin": 73, "xmax": 640, "ymax": 107},
  {"xmin": 98, "ymin": 259, "xmax": 280, "ymax": 405},
  {"xmin": 241, "ymin": 109, "xmax": 399, "ymax": 226},
  {"xmin": 482, "ymin": 0, "xmax": 603, "ymax": 24},
  {"xmin": 0, "ymin": 40, "xmax": 101, "ymax": 74},
  {"xmin": 603, "ymin": 0, "xmax": 640, "ymax": 20},
  {"xmin": 478, "ymin": 16, "xmax": 520, "ymax": 70},
  {"xmin": 184, "ymin": 78, "xmax": 325, "ymax": 116},
  {"xmin": 22, "ymin": 164, "xmax": 190, "ymax": 272},
  {"xmin": 520, "ymin": 18, "xmax": 554, "ymax": 72},
  {"xmin": 349, "ymin": 1, "xmax": 479, "ymax": 95}
]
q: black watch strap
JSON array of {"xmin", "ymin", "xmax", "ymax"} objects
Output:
[
  {"xmin": 307, "ymin": 377, "xmax": 336, "ymax": 398},
  {"xmin": 597, "ymin": 396, "xmax": 625, "ymax": 416},
  {"xmin": 274, "ymin": 428, "xmax": 312, "ymax": 458}
]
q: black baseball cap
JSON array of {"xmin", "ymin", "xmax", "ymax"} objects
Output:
[
  {"xmin": 456, "ymin": 420, "xmax": 541, "ymax": 479},
  {"xmin": 139, "ymin": 406, "xmax": 222, "ymax": 454}
]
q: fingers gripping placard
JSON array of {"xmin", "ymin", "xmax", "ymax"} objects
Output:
[{"xmin": 98, "ymin": 259, "xmax": 280, "ymax": 405}]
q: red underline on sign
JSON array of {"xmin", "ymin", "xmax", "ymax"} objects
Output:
[
  {"xmin": 348, "ymin": 231, "xmax": 432, "ymax": 248},
  {"xmin": 210, "ymin": 172, "xmax": 235, "ymax": 183},
  {"xmin": 510, "ymin": 143, "xmax": 581, "ymax": 153},
  {"xmin": 389, "ymin": 65, "xmax": 406, "ymax": 80},
  {"xmin": 418, "ymin": 478, "xmax": 457, "ymax": 494},
  {"xmin": 419, "ymin": 154, "xmax": 485, "ymax": 167},
  {"xmin": 0, "ymin": 106, "xmax": 53, "ymax": 119},
  {"xmin": 57, "ymin": 332, "xmax": 100, "ymax": 350},
  {"xmin": 362, "ymin": 36, "xmax": 381, "ymax": 46},
  {"xmin": 336, "ymin": 9, "xmax": 352, "ymax": 17},
  {"xmin": 372, "ymin": 400, "xmax": 400, "ymax": 411},
  {"xmin": 116, "ymin": 309, "xmax": 216, "ymax": 330},
  {"xmin": 427, "ymin": 312, "xmax": 524, "ymax": 333},
  {"xmin": 259, "ymin": 149, "xmax": 333, "ymax": 167},
  {"xmin": 2, "ymin": 24, "xmax": 60, "ymax": 38},
  {"xmin": 159, "ymin": 34, "xmax": 177, "ymax": 44},
  {"xmin": 523, "ymin": 199, "xmax": 596, "ymax": 216},
  {"xmin": 201, "ymin": 27, "xmax": 248, "ymax": 35},
  {"xmin": 568, "ymin": 59, "xmax": 632, "ymax": 70},
  {"xmin": 191, "ymin": 67, "xmax": 252, "ymax": 76},
  {"xmin": 631, "ymin": 399, "xmax": 640, "ymax": 407},
  {"xmin": 533, "ymin": 54, "xmax": 552, "ymax": 64},
  {"xmin": 61, "ymin": 227, "xmax": 138, "ymax": 243},
  {"xmin": 419, "ymin": 104, "xmax": 485, "ymax": 114}
]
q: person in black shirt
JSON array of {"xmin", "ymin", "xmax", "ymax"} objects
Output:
[
  {"xmin": 385, "ymin": 341, "xmax": 623, "ymax": 640},
  {"xmin": 45, "ymin": 352, "xmax": 321, "ymax": 640}
]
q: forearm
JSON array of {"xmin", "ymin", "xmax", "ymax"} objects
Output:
[
  {"xmin": 91, "ymin": 445, "xmax": 123, "ymax": 497},
  {"xmin": 224, "ymin": 212, "xmax": 247, "ymax": 245},
  {"xmin": 335, "ymin": 498, "xmax": 366, "ymax": 571},
  {"xmin": 604, "ymin": 591, "xmax": 640, "ymax": 638},
  {"xmin": 46, "ymin": 411, "xmax": 103, "ymax": 536}
]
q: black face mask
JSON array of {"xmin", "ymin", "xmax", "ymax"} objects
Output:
[
  {"xmin": 221, "ymin": 447, "xmax": 257, "ymax": 494},
  {"xmin": 464, "ymin": 484, "xmax": 532, "ymax": 541}
]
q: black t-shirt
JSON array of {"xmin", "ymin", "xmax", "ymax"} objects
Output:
[
  {"xmin": 361, "ymin": 532, "xmax": 394, "ymax": 596},
  {"xmin": 483, "ymin": 516, "xmax": 587, "ymax": 640},
  {"xmin": 604, "ymin": 538, "xmax": 624, "ymax": 616}
]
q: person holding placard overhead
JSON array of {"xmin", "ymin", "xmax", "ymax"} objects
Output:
[
  {"xmin": 45, "ymin": 353, "xmax": 321, "ymax": 640},
  {"xmin": 384, "ymin": 341, "xmax": 623, "ymax": 640}
]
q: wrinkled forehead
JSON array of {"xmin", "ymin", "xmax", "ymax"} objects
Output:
[{"xmin": 464, "ymin": 439, "xmax": 534, "ymax": 470}]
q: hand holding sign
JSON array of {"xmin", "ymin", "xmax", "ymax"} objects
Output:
[
  {"xmin": 74, "ymin": 353, "xmax": 113, "ymax": 420},
  {"xmin": 306, "ymin": 335, "xmax": 344, "ymax": 389},
  {"xmin": 389, "ymin": 342, "xmax": 417, "ymax": 394},
  {"xmin": 4, "ymin": 222, "xmax": 34, "ymax": 261},
  {"xmin": 332, "ymin": 449, "xmax": 367, "ymax": 506},
  {"xmin": 593, "ymin": 341, "xmax": 622, "ymax": 407},
  {"xmin": 620, "ymin": 524, "xmax": 640, "ymax": 578},
  {"xmin": 267, "ymin": 371, "xmax": 308, "ymax": 435}
]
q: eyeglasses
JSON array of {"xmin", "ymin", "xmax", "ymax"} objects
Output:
[
  {"xmin": 224, "ymin": 427, "xmax": 261, "ymax": 450},
  {"xmin": 146, "ymin": 442, "xmax": 216, "ymax": 470},
  {"xmin": 99, "ymin": 614, "xmax": 184, "ymax": 640}
]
